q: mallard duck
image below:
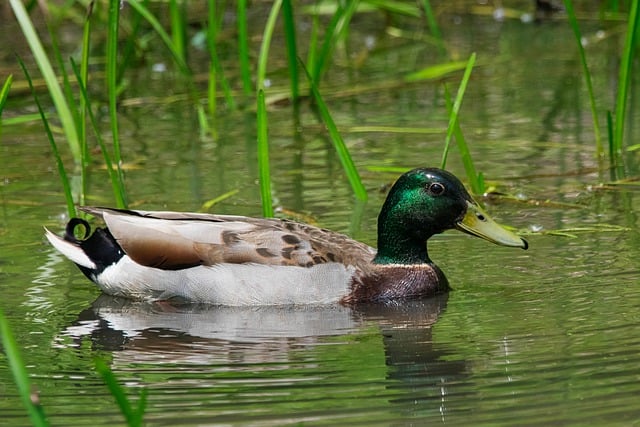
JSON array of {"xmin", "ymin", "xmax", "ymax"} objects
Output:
[{"xmin": 45, "ymin": 168, "xmax": 527, "ymax": 305}]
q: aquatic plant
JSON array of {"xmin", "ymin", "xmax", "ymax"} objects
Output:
[
  {"xmin": 95, "ymin": 359, "xmax": 147, "ymax": 427},
  {"xmin": 0, "ymin": 75, "xmax": 13, "ymax": 123},
  {"xmin": 306, "ymin": 63, "xmax": 368, "ymax": 201},
  {"xmin": 18, "ymin": 58, "xmax": 76, "ymax": 218},
  {"xmin": 1, "ymin": 307, "xmax": 147, "ymax": 427},
  {"xmin": 564, "ymin": 0, "xmax": 639, "ymax": 176},
  {"xmin": 9, "ymin": 0, "xmax": 81, "ymax": 163},
  {"xmin": 563, "ymin": 0, "xmax": 603, "ymax": 159},
  {"xmin": 0, "ymin": 310, "xmax": 49, "ymax": 427},
  {"xmin": 610, "ymin": 0, "xmax": 639, "ymax": 165},
  {"xmin": 438, "ymin": 53, "xmax": 485, "ymax": 194}
]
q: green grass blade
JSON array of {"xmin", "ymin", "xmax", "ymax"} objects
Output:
[
  {"xmin": 44, "ymin": 21, "xmax": 88, "ymax": 206},
  {"xmin": 107, "ymin": 0, "xmax": 127, "ymax": 207},
  {"xmin": 200, "ymin": 189, "xmax": 240, "ymax": 211},
  {"xmin": 126, "ymin": 0, "xmax": 190, "ymax": 75},
  {"xmin": 70, "ymin": 58, "xmax": 127, "ymax": 208},
  {"xmin": 10, "ymin": 0, "xmax": 81, "ymax": 162},
  {"xmin": 257, "ymin": 89, "xmax": 274, "ymax": 217},
  {"xmin": 440, "ymin": 52, "xmax": 476, "ymax": 169},
  {"xmin": 257, "ymin": 0, "xmax": 283, "ymax": 91},
  {"xmin": 312, "ymin": 0, "xmax": 359, "ymax": 85},
  {"xmin": 207, "ymin": 1, "xmax": 236, "ymax": 114},
  {"xmin": 305, "ymin": 64, "xmax": 368, "ymax": 201},
  {"xmin": 612, "ymin": 0, "xmax": 639, "ymax": 155},
  {"xmin": 76, "ymin": 0, "xmax": 95, "ymax": 207},
  {"xmin": 282, "ymin": 0, "xmax": 299, "ymax": 103},
  {"xmin": 443, "ymin": 86, "xmax": 484, "ymax": 194},
  {"xmin": 0, "ymin": 310, "xmax": 49, "ymax": 427},
  {"xmin": 237, "ymin": 0, "xmax": 253, "ymax": 95},
  {"xmin": 0, "ymin": 74, "xmax": 13, "ymax": 121},
  {"xmin": 306, "ymin": 11, "xmax": 320, "ymax": 76},
  {"xmin": 134, "ymin": 389, "xmax": 148, "ymax": 426},
  {"xmin": 563, "ymin": 0, "xmax": 603, "ymax": 158},
  {"xmin": 419, "ymin": 0, "xmax": 445, "ymax": 55},
  {"xmin": 47, "ymin": 28, "xmax": 82, "ymax": 141},
  {"xmin": 126, "ymin": 0, "xmax": 208, "ymax": 136},
  {"xmin": 117, "ymin": 0, "xmax": 147, "ymax": 83},
  {"xmin": 19, "ymin": 57, "xmax": 76, "ymax": 218},
  {"xmin": 79, "ymin": 2, "xmax": 93, "ymax": 165},
  {"xmin": 606, "ymin": 110, "xmax": 614, "ymax": 160},
  {"xmin": 169, "ymin": 0, "xmax": 187, "ymax": 63},
  {"xmin": 606, "ymin": 110, "xmax": 620, "ymax": 180},
  {"xmin": 254, "ymin": 0, "xmax": 283, "ymax": 217},
  {"xmin": 95, "ymin": 359, "xmax": 145, "ymax": 427},
  {"xmin": 405, "ymin": 60, "xmax": 468, "ymax": 82},
  {"xmin": 364, "ymin": 0, "xmax": 421, "ymax": 17},
  {"xmin": 207, "ymin": 1, "xmax": 218, "ymax": 120}
]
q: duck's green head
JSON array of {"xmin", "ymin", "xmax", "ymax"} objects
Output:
[{"xmin": 374, "ymin": 167, "xmax": 527, "ymax": 265}]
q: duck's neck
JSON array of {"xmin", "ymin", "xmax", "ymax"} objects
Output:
[{"xmin": 373, "ymin": 221, "xmax": 432, "ymax": 265}]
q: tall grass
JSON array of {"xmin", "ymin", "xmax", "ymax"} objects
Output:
[
  {"xmin": 443, "ymin": 85, "xmax": 485, "ymax": 195},
  {"xmin": 437, "ymin": 53, "xmax": 484, "ymax": 194},
  {"xmin": 306, "ymin": 63, "xmax": 368, "ymax": 201},
  {"xmin": 255, "ymin": 0, "xmax": 284, "ymax": 217},
  {"xmin": 420, "ymin": 0, "xmax": 446, "ymax": 55},
  {"xmin": 95, "ymin": 359, "xmax": 147, "ymax": 427},
  {"xmin": 71, "ymin": 58, "xmax": 127, "ymax": 208},
  {"xmin": 439, "ymin": 54, "xmax": 476, "ymax": 165},
  {"xmin": 126, "ymin": 0, "xmax": 209, "ymax": 135},
  {"xmin": 282, "ymin": 0, "xmax": 300, "ymax": 104},
  {"xmin": 0, "ymin": 309, "xmax": 49, "ymax": 427},
  {"xmin": 10, "ymin": 0, "xmax": 81, "ymax": 162},
  {"xmin": 562, "ymin": 0, "xmax": 603, "ymax": 158},
  {"xmin": 0, "ymin": 75, "xmax": 13, "ymax": 121},
  {"xmin": 2, "ymin": 306, "xmax": 147, "ymax": 427},
  {"xmin": 169, "ymin": 0, "xmax": 187, "ymax": 64},
  {"xmin": 19, "ymin": 58, "xmax": 77, "ymax": 218},
  {"xmin": 237, "ymin": 0, "xmax": 253, "ymax": 95},
  {"xmin": 564, "ymin": 0, "xmax": 639, "ymax": 174},
  {"xmin": 310, "ymin": 1, "xmax": 359, "ymax": 86},
  {"xmin": 611, "ymin": 0, "xmax": 639, "ymax": 158},
  {"xmin": 257, "ymin": 89, "xmax": 273, "ymax": 217},
  {"xmin": 206, "ymin": 0, "xmax": 237, "ymax": 124},
  {"xmin": 106, "ymin": 0, "xmax": 127, "ymax": 207}
]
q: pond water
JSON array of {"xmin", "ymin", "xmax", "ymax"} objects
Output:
[{"xmin": 2, "ymin": 2, "xmax": 640, "ymax": 426}]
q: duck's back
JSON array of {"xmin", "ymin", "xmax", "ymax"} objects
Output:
[{"xmin": 46, "ymin": 207, "xmax": 377, "ymax": 305}]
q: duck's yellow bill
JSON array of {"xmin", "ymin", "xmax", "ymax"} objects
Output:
[{"xmin": 456, "ymin": 201, "xmax": 528, "ymax": 249}]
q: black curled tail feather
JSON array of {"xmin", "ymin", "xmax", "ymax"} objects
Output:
[
  {"xmin": 65, "ymin": 218, "xmax": 91, "ymax": 243},
  {"xmin": 66, "ymin": 218, "xmax": 126, "ymax": 279}
]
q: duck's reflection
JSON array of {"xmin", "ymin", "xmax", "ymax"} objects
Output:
[
  {"xmin": 59, "ymin": 294, "xmax": 468, "ymax": 419},
  {"xmin": 60, "ymin": 295, "xmax": 357, "ymax": 364},
  {"xmin": 356, "ymin": 296, "xmax": 468, "ymax": 419}
]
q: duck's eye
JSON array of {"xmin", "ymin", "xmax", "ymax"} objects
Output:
[{"xmin": 427, "ymin": 182, "xmax": 445, "ymax": 196}]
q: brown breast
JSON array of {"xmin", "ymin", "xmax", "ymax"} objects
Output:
[{"xmin": 341, "ymin": 264, "xmax": 450, "ymax": 304}]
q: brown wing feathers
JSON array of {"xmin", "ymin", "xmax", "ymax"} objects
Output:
[{"xmin": 85, "ymin": 207, "xmax": 375, "ymax": 271}]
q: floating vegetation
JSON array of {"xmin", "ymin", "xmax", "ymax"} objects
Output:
[{"xmin": 523, "ymin": 224, "xmax": 631, "ymax": 238}]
